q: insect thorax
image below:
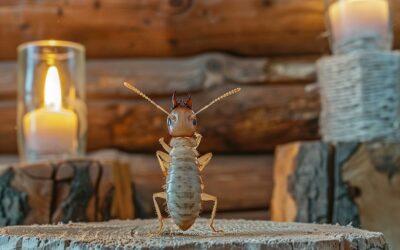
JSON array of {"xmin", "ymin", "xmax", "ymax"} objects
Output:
[{"xmin": 169, "ymin": 137, "xmax": 199, "ymax": 158}]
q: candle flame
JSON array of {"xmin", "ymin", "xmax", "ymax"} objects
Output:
[{"xmin": 44, "ymin": 66, "xmax": 62, "ymax": 110}]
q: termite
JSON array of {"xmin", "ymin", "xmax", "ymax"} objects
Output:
[{"xmin": 123, "ymin": 82, "xmax": 241, "ymax": 233}]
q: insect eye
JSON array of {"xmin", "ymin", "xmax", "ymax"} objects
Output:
[
  {"xmin": 167, "ymin": 117, "xmax": 172, "ymax": 126},
  {"xmin": 192, "ymin": 119, "xmax": 197, "ymax": 126}
]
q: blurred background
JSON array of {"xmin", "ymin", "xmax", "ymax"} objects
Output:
[{"xmin": 0, "ymin": 0, "xmax": 329, "ymax": 221}]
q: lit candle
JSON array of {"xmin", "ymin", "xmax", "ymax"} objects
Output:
[
  {"xmin": 328, "ymin": 0, "xmax": 390, "ymax": 49},
  {"xmin": 23, "ymin": 66, "xmax": 78, "ymax": 155}
]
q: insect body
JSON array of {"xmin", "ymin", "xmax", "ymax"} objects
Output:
[{"xmin": 124, "ymin": 82, "xmax": 240, "ymax": 233}]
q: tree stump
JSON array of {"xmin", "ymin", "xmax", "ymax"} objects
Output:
[
  {"xmin": 0, "ymin": 157, "xmax": 134, "ymax": 225},
  {"xmin": 271, "ymin": 141, "xmax": 400, "ymax": 249},
  {"xmin": 0, "ymin": 219, "xmax": 387, "ymax": 249}
]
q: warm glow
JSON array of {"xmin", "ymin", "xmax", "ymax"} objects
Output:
[{"xmin": 44, "ymin": 66, "xmax": 62, "ymax": 110}]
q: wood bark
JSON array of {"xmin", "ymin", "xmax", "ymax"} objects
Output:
[
  {"xmin": 0, "ymin": 0, "xmax": 328, "ymax": 59},
  {"xmin": 272, "ymin": 141, "xmax": 400, "ymax": 249},
  {"xmin": 0, "ymin": 219, "xmax": 388, "ymax": 249},
  {"xmin": 0, "ymin": 150, "xmax": 273, "ymax": 225},
  {"xmin": 271, "ymin": 142, "xmax": 331, "ymax": 223}
]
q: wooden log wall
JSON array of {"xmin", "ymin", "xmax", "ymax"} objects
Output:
[
  {"xmin": 0, "ymin": 0, "xmax": 328, "ymax": 153},
  {"xmin": 0, "ymin": 0, "xmax": 327, "ymax": 59},
  {"xmin": 1, "ymin": 0, "xmax": 400, "ymax": 59},
  {"xmin": 0, "ymin": 0, "xmax": 334, "ymax": 222},
  {"xmin": 0, "ymin": 54, "xmax": 319, "ymax": 154}
]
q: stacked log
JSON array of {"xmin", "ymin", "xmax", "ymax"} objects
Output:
[
  {"xmin": 0, "ymin": 149, "xmax": 272, "ymax": 225},
  {"xmin": 0, "ymin": 53, "xmax": 319, "ymax": 154},
  {"xmin": 272, "ymin": 141, "xmax": 400, "ymax": 249}
]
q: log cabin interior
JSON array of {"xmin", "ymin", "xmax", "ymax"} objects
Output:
[{"xmin": 0, "ymin": 0, "xmax": 398, "ymax": 249}]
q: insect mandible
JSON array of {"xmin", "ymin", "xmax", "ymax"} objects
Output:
[{"xmin": 124, "ymin": 82, "xmax": 241, "ymax": 233}]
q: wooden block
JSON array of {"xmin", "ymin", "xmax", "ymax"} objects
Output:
[
  {"xmin": 0, "ymin": 219, "xmax": 387, "ymax": 249},
  {"xmin": 0, "ymin": 159, "xmax": 111, "ymax": 225},
  {"xmin": 12, "ymin": 164, "xmax": 54, "ymax": 225},
  {"xmin": 272, "ymin": 141, "xmax": 400, "ymax": 249},
  {"xmin": 52, "ymin": 160, "xmax": 102, "ymax": 223},
  {"xmin": 0, "ymin": 166, "xmax": 30, "ymax": 226},
  {"xmin": 0, "ymin": 150, "xmax": 273, "ymax": 226},
  {"xmin": 271, "ymin": 141, "xmax": 331, "ymax": 223}
]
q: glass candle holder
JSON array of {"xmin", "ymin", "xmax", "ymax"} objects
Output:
[
  {"xmin": 324, "ymin": 0, "xmax": 393, "ymax": 54},
  {"xmin": 17, "ymin": 40, "xmax": 86, "ymax": 162}
]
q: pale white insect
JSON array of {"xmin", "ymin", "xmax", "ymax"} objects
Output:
[{"xmin": 124, "ymin": 82, "xmax": 241, "ymax": 233}]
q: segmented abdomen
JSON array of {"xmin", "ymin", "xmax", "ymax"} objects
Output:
[{"xmin": 166, "ymin": 137, "xmax": 201, "ymax": 231}]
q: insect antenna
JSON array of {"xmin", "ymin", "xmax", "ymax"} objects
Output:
[
  {"xmin": 195, "ymin": 88, "xmax": 241, "ymax": 115},
  {"xmin": 123, "ymin": 82, "xmax": 170, "ymax": 116}
]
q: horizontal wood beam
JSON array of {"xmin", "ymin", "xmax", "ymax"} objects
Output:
[
  {"xmin": 0, "ymin": 83, "xmax": 320, "ymax": 154},
  {"xmin": 0, "ymin": 0, "xmax": 328, "ymax": 59},
  {"xmin": 0, "ymin": 54, "xmax": 317, "ymax": 100},
  {"xmin": 0, "ymin": 54, "xmax": 319, "ymax": 154}
]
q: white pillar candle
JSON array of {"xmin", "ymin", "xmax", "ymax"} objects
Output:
[
  {"xmin": 328, "ymin": 0, "xmax": 390, "ymax": 45},
  {"xmin": 23, "ymin": 66, "xmax": 78, "ymax": 155}
]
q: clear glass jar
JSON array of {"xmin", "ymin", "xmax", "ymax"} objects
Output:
[
  {"xmin": 324, "ymin": 0, "xmax": 393, "ymax": 54},
  {"xmin": 17, "ymin": 40, "xmax": 86, "ymax": 162}
]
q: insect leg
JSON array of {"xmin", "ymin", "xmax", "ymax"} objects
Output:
[
  {"xmin": 201, "ymin": 193, "xmax": 223, "ymax": 233},
  {"xmin": 152, "ymin": 192, "xmax": 167, "ymax": 234},
  {"xmin": 159, "ymin": 137, "xmax": 171, "ymax": 153},
  {"xmin": 156, "ymin": 151, "xmax": 170, "ymax": 176},
  {"xmin": 194, "ymin": 133, "xmax": 202, "ymax": 148},
  {"xmin": 198, "ymin": 153, "xmax": 212, "ymax": 172}
]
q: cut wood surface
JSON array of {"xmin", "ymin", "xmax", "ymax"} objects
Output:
[
  {"xmin": 0, "ymin": 219, "xmax": 388, "ymax": 250},
  {"xmin": 0, "ymin": 0, "xmax": 327, "ymax": 59},
  {"xmin": 0, "ymin": 150, "xmax": 273, "ymax": 226},
  {"xmin": 0, "ymin": 54, "xmax": 319, "ymax": 154},
  {"xmin": 272, "ymin": 141, "xmax": 400, "ymax": 249}
]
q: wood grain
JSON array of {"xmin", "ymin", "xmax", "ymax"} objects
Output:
[
  {"xmin": 342, "ymin": 143, "xmax": 400, "ymax": 250},
  {"xmin": 271, "ymin": 141, "xmax": 330, "ymax": 223},
  {"xmin": 0, "ymin": 150, "xmax": 273, "ymax": 225},
  {"xmin": 0, "ymin": 54, "xmax": 317, "ymax": 100},
  {"xmin": 0, "ymin": 85, "xmax": 320, "ymax": 154},
  {"xmin": 91, "ymin": 149, "xmax": 274, "ymax": 215},
  {"xmin": 0, "ymin": 219, "xmax": 387, "ymax": 249},
  {"xmin": 0, "ymin": 0, "xmax": 327, "ymax": 59},
  {"xmin": 0, "ymin": 54, "xmax": 318, "ymax": 154},
  {"xmin": 272, "ymin": 141, "xmax": 400, "ymax": 250}
]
